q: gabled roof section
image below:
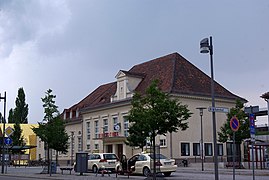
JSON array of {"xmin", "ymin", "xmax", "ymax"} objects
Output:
[
  {"xmin": 77, "ymin": 82, "xmax": 117, "ymax": 109},
  {"xmin": 129, "ymin": 52, "xmax": 244, "ymax": 100},
  {"xmin": 64, "ymin": 52, "xmax": 246, "ymax": 117},
  {"xmin": 62, "ymin": 82, "xmax": 117, "ymax": 120}
]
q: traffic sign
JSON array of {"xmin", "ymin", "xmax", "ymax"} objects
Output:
[
  {"xmin": 230, "ymin": 116, "xmax": 240, "ymax": 132},
  {"xmin": 4, "ymin": 137, "xmax": 12, "ymax": 145},
  {"xmin": 5, "ymin": 126, "xmax": 14, "ymax": 137},
  {"xmin": 249, "ymin": 114, "xmax": 255, "ymax": 135},
  {"xmin": 208, "ymin": 107, "xmax": 229, "ymax": 113}
]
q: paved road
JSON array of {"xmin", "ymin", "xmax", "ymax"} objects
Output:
[{"xmin": 0, "ymin": 166, "xmax": 268, "ymax": 180}]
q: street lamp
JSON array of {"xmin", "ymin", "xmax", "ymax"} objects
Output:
[
  {"xmin": 200, "ymin": 36, "xmax": 219, "ymax": 180},
  {"xmin": 196, "ymin": 107, "xmax": 206, "ymax": 171},
  {"xmin": 261, "ymin": 92, "xmax": 269, "ymax": 140},
  {"xmin": 70, "ymin": 131, "xmax": 74, "ymax": 166},
  {"xmin": 0, "ymin": 92, "xmax": 7, "ymax": 174}
]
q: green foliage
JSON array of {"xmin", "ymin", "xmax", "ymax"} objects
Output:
[
  {"xmin": 7, "ymin": 88, "xmax": 28, "ymax": 154},
  {"xmin": 11, "ymin": 121, "xmax": 25, "ymax": 154},
  {"xmin": 0, "ymin": 112, "xmax": 3, "ymax": 122},
  {"xmin": 127, "ymin": 80, "xmax": 192, "ymax": 148},
  {"xmin": 32, "ymin": 89, "xmax": 68, "ymax": 153},
  {"xmin": 126, "ymin": 121, "xmax": 148, "ymax": 150},
  {"xmin": 8, "ymin": 108, "xmax": 14, "ymax": 123},
  {"xmin": 47, "ymin": 116, "xmax": 69, "ymax": 153},
  {"xmin": 33, "ymin": 116, "xmax": 69, "ymax": 153},
  {"xmin": 218, "ymin": 99, "xmax": 249, "ymax": 144},
  {"xmin": 13, "ymin": 88, "xmax": 29, "ymax": 124},
  {"xmin": 41, "ymin": 89, "xmax": 59, "ymax": 122}
]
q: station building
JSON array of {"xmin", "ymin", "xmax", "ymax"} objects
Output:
[{"xmin": 60, "ymin": 52, "xmax": 246, "ymax": 166}]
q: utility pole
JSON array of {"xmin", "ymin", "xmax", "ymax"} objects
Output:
[{"xmin": 0, "ymin": 92, "xmax": 7, "ymax": 174}]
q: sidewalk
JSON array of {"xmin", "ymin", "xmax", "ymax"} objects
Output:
[
  {"xmin": 0, "ymin": 166, "xmax": 141, "ymax": 180},
  {"xmin": 0, "ymin": 165, "xmax": 268, "ymax": 179},
  {"xmin": 177, "ymin": 165, "xmax": 269, "ymax": 176}
]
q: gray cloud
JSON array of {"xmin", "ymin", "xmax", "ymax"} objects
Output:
[{"xmin": 0, "ymin": 0, "xmax": 268, "ymax": 125}]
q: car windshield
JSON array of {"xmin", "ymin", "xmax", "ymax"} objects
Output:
[
  {"xmin": 149, "ymin": 154, "xmax": 167, "ymax": 159},
  {"xmin": 103, "ymin": 154, "xmax": 118, "ymax": 160}
]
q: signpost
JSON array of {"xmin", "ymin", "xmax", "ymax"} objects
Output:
[
  {"xmin": 230, "ymin": 116, "xmax": 239, "ymax": 180},
  {"xmin": 208, "ymin": 106, "xmax": 229, "ymax": 113},
  {"xmin": 249, "ymin": 114, "xmax": 255, "ymax": 180}
]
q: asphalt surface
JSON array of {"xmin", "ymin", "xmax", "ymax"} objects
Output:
[{"xmin": 0, "ymin": 165, "xmax": 268, "ymax": 180}]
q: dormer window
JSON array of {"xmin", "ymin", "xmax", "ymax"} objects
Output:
[
  {"xmin": 76, "ymin": 108, "xmax": 79, "ymax": 118},
  {"xmin": 112, "ymin": 70, "xmax": 143, "ymax": 102}
]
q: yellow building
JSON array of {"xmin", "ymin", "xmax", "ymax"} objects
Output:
[{"xmin": 0, "ymin": 123, "xmax": 40, "ymax": 160}]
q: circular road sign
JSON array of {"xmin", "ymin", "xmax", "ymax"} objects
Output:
[
  {"xmin": 4, "ymin": 137, "xmax": 13, "ymax": 145},
  {"xmin": 230, "ymin": 116, "xmax": 240, "ymax": 132}
]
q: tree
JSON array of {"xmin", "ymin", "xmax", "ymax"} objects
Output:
[
  {"xmin": 32, "ymin": 89, "xmax": 68, "ymax": 173},
  {"xmin": 11, "ymin": 121, "xmax": 25, "ymax": 154},
  {"xmin": 0, "ymin": 112, "xmax": 3, "ymax": 122},
  {"xmin": 126, "ymin": 122, "xmax": 148, "ymax": 151},
  {"xmin": 8, "ymin": 108, "xmax": 14, "ymax": 123},
  {"xmin": 13, "ymin": 88, "xmax": 29, "ymax": 124},
  {"xmin": 218, "ymin": 99, "xmax": 249, "ymax": 164},
  {"xmin": 127, "ymin": 80, "xmax": 192, "ymax": 177},
  {"xmin": 9, "ymin": 88, "xmax": 28, "ymax": 154}
]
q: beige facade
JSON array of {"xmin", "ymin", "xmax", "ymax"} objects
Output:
[
  {"xmin": 62, "ymin": 53, "xmax": 245, "ymax": 164},
  {"xmin": 79, "ymin": 94, "xmax": 237, "ymax": 162}
]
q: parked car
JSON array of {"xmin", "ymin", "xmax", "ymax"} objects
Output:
[
  {"xmin": 123, "ymin": 152, "xmax": 177, "ymax": 177},
  {"xmin": 87, "ymin": 153, "xmax": 120, "ymax": 173}
]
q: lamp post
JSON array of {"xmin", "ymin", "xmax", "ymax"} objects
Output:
[
  {"xmin": 0, "ymin": 92, "xmax": 6, "ymax": 174},
  {"xmin": 70, "ymin": 131, "xmax": 74, "ymax": 166},
  {"xmin": 196, "ymin": 107, "xmax": 206, "ymax": 171},
  {"xmin": 200, "ymin": 36, "xmax": 219, "ymax": 180},
  {"xmin": 261, "ymin": 92, "xmax": 269, "ymax": 141}
]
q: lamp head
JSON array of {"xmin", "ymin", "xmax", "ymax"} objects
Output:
[{"xmin": 200, "ymin": 38, "xmax": 210, "ymax": 54}]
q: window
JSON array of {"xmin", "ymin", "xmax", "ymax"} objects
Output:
[
  {"xmin": 217, "ymin": 144, "xmax": 223, "ymax": 156},
  {"xmin": 181, "ymin": 143, "xmax": 190, "ymax": 156},
  {"xmin": 94, "ymin": 120, "xmax": 99, "ymax": 138},
  {"xmin": 86, "ymin": 122, "xmax": 91, "ymax": 140},
  {"xmin": 123, "ymin": 116, "xmax": 129, "ymax": 137},
  {"xmin": 103, "ymin": 119, "xmax": 108, "ymax": 133},
  {"xmin": 94, "ymin": 143, "xmax": 99, "ymax": 150},
  {"xmin": 78, "ymin": 137, "xmax": 82, "ymax": 152},
  {"xmin": 205, "ymin": 143, "xmax": 213, "ymax": 156},
  {"xmin": 160, "ymin": 139, "xmax": 166, "ymax": 147},
  {"xmin": 113, "ymin": 116, "xmax": 118, "ymax": 125},
  {"xmin": 87, "ymin": 144, "xmax": 90, "ymax": 150},
  {"xmin": 193, "ymin": 143, "xmax": 200, "ymax": 156}
]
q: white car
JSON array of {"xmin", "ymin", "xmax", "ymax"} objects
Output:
[
  {"xmin": 88, "ymin": 153, "xmax": 120, "ymax": 173},
  {"xmin": 126, "ymin": 152, "xmax": 177, "ymax": 177}
]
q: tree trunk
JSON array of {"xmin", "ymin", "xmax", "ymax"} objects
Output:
[{"xmin": 56, "ymin": 150, "xmax": 58, "ymax": 166}]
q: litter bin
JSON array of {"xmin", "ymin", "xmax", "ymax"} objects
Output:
[
  {"xmin": 182, "ymin": 159, "xmax": 188, "ymax": 167},
  {"xmin": 75, "ymin": 152, "xmax": 88, "ymax": 175},
  {"xmin": 51, "ymin": 161, "xmax": 57, "ymax": 174}
]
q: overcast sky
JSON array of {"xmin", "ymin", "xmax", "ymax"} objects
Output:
[{"xmin": 0, "ymin": 0, "xmax": 268, "ymax": 125}]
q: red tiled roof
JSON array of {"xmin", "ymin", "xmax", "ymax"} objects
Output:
[
  {"xmin": 63, "ymin": 52, "xmax": 246, "ymax": 119},
  {"xmin": 130, "ymin": 52, "xmax": 242, "ymax": 99}
]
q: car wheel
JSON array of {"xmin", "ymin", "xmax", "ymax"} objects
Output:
[
  {"xmin": 143, "ymin": 167, "xmax": 151, "ymax": 177},
  {"xmin": 163, "ymin": 172, "xmax": 171, "ymax": 177},
  {"xmin": 92, "ymin": 165, "xmax": 98, "ymax": 173}
]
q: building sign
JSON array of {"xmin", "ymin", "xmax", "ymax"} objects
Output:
[{"xmin": 99, "ymin": 132, "xmax": 119, "ymax": 138}]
